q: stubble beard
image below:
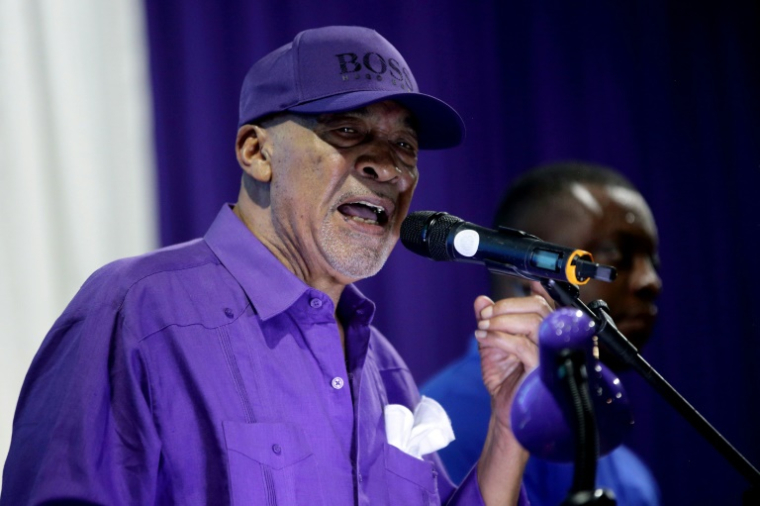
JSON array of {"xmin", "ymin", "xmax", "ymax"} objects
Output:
[{"xmin": 319, "ymin": 217, "xmax": 397, "ymax": 281}]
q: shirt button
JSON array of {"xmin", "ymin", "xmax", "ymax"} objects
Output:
[
  {"xmin": 331, "ymin": 377, "xmax": 345, "ymax": 389},
  {"xmin": 272, "ymin": 444, "xmax": 282, "ymax": 455},
  {"xmin": 309, "ymin": 298, "xmax": 323, "ymax": 308},
  {"xmin": 357, "ymin": 473, "xmax": 363, "ymax": 483}
]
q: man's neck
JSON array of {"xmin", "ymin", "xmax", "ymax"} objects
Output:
[{"xmin": 233, "ymin": 198, "xmax": 350, "ymax": 309}]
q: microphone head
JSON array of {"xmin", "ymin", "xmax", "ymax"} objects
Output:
[{"xmin": 400, "ymin": 211, "xmax": 462, "ymax": 261}]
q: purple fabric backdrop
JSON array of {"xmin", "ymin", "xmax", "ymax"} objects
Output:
[{"xmin": 144, "ymin": 1, "xmax": 760, "ymax": 504}]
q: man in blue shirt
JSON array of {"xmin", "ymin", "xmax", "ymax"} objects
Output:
[{"xmin": 423, "ymin": 161, "xmax": 663, "ymax": 506}]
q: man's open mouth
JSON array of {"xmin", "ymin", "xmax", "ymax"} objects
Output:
[{"xmin": 337, "ymin": 201, "xmax": 389, "ymax": 226}]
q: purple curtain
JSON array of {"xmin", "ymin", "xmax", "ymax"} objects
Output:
[{"xmin": 144, "ymin": 1, "xmax": 760, "ymax": 504}]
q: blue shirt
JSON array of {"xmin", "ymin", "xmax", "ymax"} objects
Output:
[
  {"xmin": 2, "ymin": 205, "xmax": 500, "ymax": 506},
  {"xmin": 422, "ymin": 336, "xmax": 660, "ymax": 506}
]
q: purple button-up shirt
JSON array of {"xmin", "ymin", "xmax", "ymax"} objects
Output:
[{"xmin": 2, "ymin": 206, "xmax": 506, "ymax": 506}]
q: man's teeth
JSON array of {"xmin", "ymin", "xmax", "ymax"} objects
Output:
[
  {"xmin": 356, "ymin": 201, "xmax": 385, "ymax": 214},
  {"xmin": 337, "ymin": 200, "xmax": 388, "ymax": 225},
  {"xmin": 349, "ymin": 215, "xmax": 379, "ymax": 224}
]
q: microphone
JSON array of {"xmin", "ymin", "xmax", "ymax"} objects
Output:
[
  {"xmin": 511, "ymin": 308, "xmax": 632, "ymax": 462},
  {"xmin": 400, "ymin": 211, "xmax": 616, "ymax": 285}
]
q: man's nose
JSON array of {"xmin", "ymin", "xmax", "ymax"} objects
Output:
[
  {"xmin": 631, "ymin": 255, "xmax": 662, "ymax": 300},
  {"xmin": 355, "ymin": 142, "xmax": 415, "ymax": 190}
]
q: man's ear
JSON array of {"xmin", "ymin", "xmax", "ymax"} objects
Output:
[{"xmin": 235, "ymin": 124, "xmax": 272, "ymax": 183}]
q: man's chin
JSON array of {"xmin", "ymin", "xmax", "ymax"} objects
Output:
[
  {"xmin": 326, "ymin": 248, "xmax": 392, "ymax": 282},
  {"xmin": 320, "ymin": 223, "xmax": 397, "ymax": 282}
]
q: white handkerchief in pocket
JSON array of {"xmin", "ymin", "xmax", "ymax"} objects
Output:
[{"xmin": 384, "ymin": 396, "xmax": 455, "ymax": 460}]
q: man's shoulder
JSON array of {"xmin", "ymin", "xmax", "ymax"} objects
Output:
[
  {"xmin": 79, "ymin": 238, "xmax": 215, "ymax": 302},
  {"xmin": 524, "ymin": 445, "xmax": 659, "ymax": 506},
  {"xmin": 600, "ymin": 444, "xmax": 657, "ymax": 481},
  {"xmin": 62, "ymin": 238, "xmax": 244, "ymax": 336}
]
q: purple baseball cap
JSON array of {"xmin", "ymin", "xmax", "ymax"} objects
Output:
[{"xmin": 238, "ymin": 26, "xmax": 465, "ymax": 149}]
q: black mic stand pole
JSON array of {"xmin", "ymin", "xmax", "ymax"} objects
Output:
[
  {"xmin": 557, "ymin": 348, "xmax": 616, "ymax": 506},
  {"xmin": 541, "ymin": 279, "xmax": 760, "ymax": 505}
]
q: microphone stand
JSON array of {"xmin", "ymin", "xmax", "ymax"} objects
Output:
[
  {"xmin": 541, "ymin": 279, "xmax": 760, "ymax": 505},
  {"xmin": 557, "ymin": 348, "xmax": 616, "ymax": 505}
]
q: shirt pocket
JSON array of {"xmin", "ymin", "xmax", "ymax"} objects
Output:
[
  {"xmin": 384, "ymin": 443, "xmax": 440, "ymax": 506},
  {"xmin": 223, "ymin": 421, "xmax": 323, "ymax": 506}
]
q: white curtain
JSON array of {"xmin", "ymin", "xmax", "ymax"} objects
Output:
[{"xmin": 0, "ymin": 0, "xmax": 157, "ymax": 476}]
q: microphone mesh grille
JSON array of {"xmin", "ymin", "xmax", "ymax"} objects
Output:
[
  {"xmin": 400, "ymin": 211, "xmax": 437, "ymax": 256},
  {"xmin": 427, "ymin": 213, "xmax": 460, "ymax": 260},
  {"xmin": 400, "ymin": 211, "xmax": 461, "ymax": 261}
]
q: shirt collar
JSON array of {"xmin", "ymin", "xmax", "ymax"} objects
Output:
[
  {"xmin": 203, "ymin": 205, "xmax": 376, "ymax": 324},
  {"xmin": 204, "ymin": 205, "xmax": 310, "ymax": 320},
  {"xmin": 338, "ymin": 283, "xmax": 376, "ymax": 326}
]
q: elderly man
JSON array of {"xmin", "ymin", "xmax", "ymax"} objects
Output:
[
  {"xmin": 2, "ymin": 26, "xmax": 545, "ymax": 505},
  {"xmin": 422, "ymin": 162, "xmax": 663, "ymax": 505}
]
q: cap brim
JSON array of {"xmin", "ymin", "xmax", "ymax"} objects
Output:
[{"xmin": 289, "ymin": 91, "xmax": 465, "ymax": 150}]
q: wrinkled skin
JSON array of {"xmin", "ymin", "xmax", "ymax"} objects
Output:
[
  {"xmin": 233, "ymin": 100, "xmax": 419, "ymax": 304},
  {"xmin": 234, "ymin": 100, "xmax": 542, "ymax": 504}
]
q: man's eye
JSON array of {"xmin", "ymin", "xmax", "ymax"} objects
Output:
[
  {"xmin": 591, "ymin": 246, "xmax": 624, "ymax": 268},
  {"xmin": 396, "ymin": 139, "xmax": 418, "ymax": 156},
  {"xmin": 321, "ymin": 126, "xmax": 366, "ymax": 147}
]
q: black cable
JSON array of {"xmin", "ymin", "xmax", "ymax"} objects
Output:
[{"xmin": 559, "ymin": 350, "xmax": 598, "ymax": 494}]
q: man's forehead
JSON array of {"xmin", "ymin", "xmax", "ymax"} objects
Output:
[
  {"xmin": 568, "ymin": 183, "xmax": 647, "ymax": 213},
  {"xmin": 580, "ymin": 183, "xmax": 658, "ymax": 236},
  {"xmin": 544, "ymin": 183, "xmax": 652, "ymax": 227},
  {"xmin": 568, "ymin": 182, "xmax": 604, "ymax": 217}
]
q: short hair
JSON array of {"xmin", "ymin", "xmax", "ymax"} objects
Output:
[{"xmin": 493, "ymin": 161, "xmax": 637, "ymax": 229}]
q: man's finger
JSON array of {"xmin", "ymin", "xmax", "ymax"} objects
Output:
[
  {"xmin": 475, "ymin": 331, "xmax": 539, "ymax": 370},
  {"xmin": 477, "ymin": 313, "xmax": 544, "ymax": 344},
  {"xmin": 480, "ymin": 294, "xmax": 553, "ymax": 320},
  {"xmin": 473, "ymin": 295, "xmax": 495, "ymax": 321}
]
